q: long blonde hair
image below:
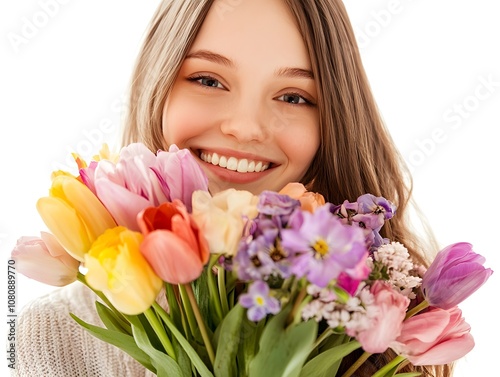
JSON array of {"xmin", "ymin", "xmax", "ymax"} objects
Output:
[{"xmin": 122, "ymin": 1, "xmax": 451, "ymax": 375}]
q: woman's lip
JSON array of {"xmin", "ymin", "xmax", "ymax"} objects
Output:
[
  {"xmin": 196, "ymin": 155, "xmax": 276, "ymax": 184},
  {"xmin": 194, "ymin": 147, "xmax": 276, "ymax": 164}
]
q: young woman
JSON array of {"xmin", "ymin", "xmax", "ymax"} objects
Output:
[{"xmin": 14, "ymin": 0, "xmax": 453, "ymax": 375}]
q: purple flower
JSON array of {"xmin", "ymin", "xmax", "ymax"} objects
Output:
[
  {"xmin": 235, "ymin": 226, "xmax": 292, "ymax": 281},
  {"xmin": 356, "ymin": 194, "xmax": 396, "ymax": 220},
  {"xmin": 422, "ymin": 242, "xmax": 493, "ymax": 309},
  {"xmin": 351, "ymin": 194, "xmax": 396, "ymax": 236},
  {"xmin": 257, "ymin": 191, "xmax": 300, "ymax": 217},
  {"xmin": 330, "ymin": 196, "xmax": 394, "ymax": 252},
  {"xmin": 281, "ymin": 205, "xmax": 369, "ymax": 287},
  {"xmin": 239, "ymin": 280, "xmax": 280, "ymax": 321}
]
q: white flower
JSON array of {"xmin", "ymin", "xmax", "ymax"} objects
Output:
[{"xmin": 372, "ymin": 242, "xmax": 422, "ymax": 298}]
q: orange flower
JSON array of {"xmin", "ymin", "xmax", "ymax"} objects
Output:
[
  {"xmin": 279, "ymin": 182, "xmax": 325, "ymax": 212},
  {"xmin": 138, "ymin": 200, "xmax": 210, "ymax": 284}
]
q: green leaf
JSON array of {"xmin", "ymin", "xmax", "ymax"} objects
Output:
[
  {"xmin": 131, "ymin": 320, "xmax": 183, "ymax": 377},
  {"xmin": 70, "ymin": 313, "xmax": 154, "ymax": 372},
  {"xmin": 173, "ymin": 337, "xmax": 194, "ymax": 377},
  {"xmin": 213, "ymin": 304, "xmax": 244, "ymax": 377},
  {"xmin": 299, "ymin": 340, "xmax": 361, "ymax": 377},
  {"xmin": 237, "ymin": 316, "xmax": 265, "ymax": 377},
  {"xmin": 95, "ymin": 301, "xmax": 132, "ymax": 335},
  {"xmin": 154, "ymin": 304, "xmax": 215, "ymax": 377},
  {"xmin": 249, "ymin": 305, "xmax": 318, "ymax": 377},
  {"xmin": 394, "ymin": 373, "xmax": 422, "ymax": 377}
]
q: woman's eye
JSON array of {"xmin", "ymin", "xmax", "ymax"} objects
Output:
[
  {"xmin": 189, "ymin": 75, "xmax": 225, "ymax": 89},
  {"xmin": 277, "ymin": 93, "xmax": 308, "ymax": 105}
]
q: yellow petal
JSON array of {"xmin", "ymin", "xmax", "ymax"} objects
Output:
[
  {"xmin": 58, "ymin": 175, "xmax": 117, "ymax": 240},
  {"xmin": 85, "ymin": 227, "xmax": 162, "ymax": 315},
  {"xmin": 36, "ymin": 196, "xmax": 91, "ymax": 261}
]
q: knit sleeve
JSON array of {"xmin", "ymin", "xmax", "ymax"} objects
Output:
[{"xmin": 11, "ymin": 283, "xmax": 147, "ymax": 377}]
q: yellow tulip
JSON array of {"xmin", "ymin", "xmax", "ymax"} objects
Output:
[
  {"xmin": 36, "ymin": 175, "xmax": 116, "ymax": 261},
  {"xmin": 84, "ymin": 226, "xmax": 162, "ymax": 315}
]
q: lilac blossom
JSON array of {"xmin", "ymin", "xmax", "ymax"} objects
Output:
[
  {"xmin": 356, "ymin": 194, "xmax": 396, "ymax": 220},
  {"xmin": 232, "ymin": 192, "xmax": 301, "ymax": 281},
  {"xmin": 331, "ymin": 194, "xmax": 396, "ymax": 251},
  {"xmin": 235, "ymin": 231, "xmax": 283, "ymax": 281},
  {"xmin": 281, "ymin": 205, "xmax": 369, "ymax": 287},
  {"xmin": 257, "ymin": 191, "xmax": 300, "ymax": 217},
  {"xmin": 239, "ymin": 280, "xmax": 280, "ymax": 321}
]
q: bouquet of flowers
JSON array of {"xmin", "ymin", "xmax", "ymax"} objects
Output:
[{"xmin": 12, "ymin": 142, "xmax": 493, "ymax": 377}]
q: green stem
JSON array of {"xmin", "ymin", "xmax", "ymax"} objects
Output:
[
  {"xmin": 287, "ymin": 286, "xmax": 307, "ymax": 326},
  {"xmin": 217, "ymin": 266, "xmax": 229, "ymax": 316},
  {"xmin": 179, "ymin": 284, "xmax": 197, "ymax": 338},
  {"xmin": 372, "ymin": 355, "xmax": 407, "ymax": 377},
  {"xmin": 144, "ymin": 308, "xmax": 176, "ymax": 361},
  {"xmin": 405, "ymin": 300, "xmax": 429, "ymax": 320},
  {"xmin": 312, "ymin": 328, "xmax": 334, "ymax": 349},
  {"xmin": 153, "ymin": 302, "xmax": 214, "ymax": 377},
  {"xmin": 207, "ymin": 258, "xmax": 223, "ymax": 323},
  {"xmin": 341, "ymin": 351, "xmax": 371, "ymax": 377},
  {"xmin": 183, "ymin": 283, "xmax": 215, "ymax": 367}
]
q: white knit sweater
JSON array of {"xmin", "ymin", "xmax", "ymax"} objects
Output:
[{"xmin": 12, "ymin": 283, "xmax": 158, "ymax": 377}]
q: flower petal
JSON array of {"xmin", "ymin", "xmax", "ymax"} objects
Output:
[{"xmin": 140, "ymin": 230, "xmax": 205, "ymax": 284}]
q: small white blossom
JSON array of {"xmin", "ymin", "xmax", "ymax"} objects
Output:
[{"xmin": 372, "ymin": 242, "xmax": 422, "ymax": 298}]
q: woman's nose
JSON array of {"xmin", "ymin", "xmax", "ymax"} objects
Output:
[{"xmin": 219, "ymin": 103, "xmax": 268, "ymax": 143}]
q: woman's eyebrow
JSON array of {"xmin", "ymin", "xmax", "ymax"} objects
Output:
[
  {"xmin": 274, "ymin": 67, "xmax": 314, "ymax": 80},
  {"xmin": 185, "ymin": 50, "xmax": 313, "ymax": 80},
  {"xmin": 185, "ymin": 49, "xmax": 235, "ymax": 68}
]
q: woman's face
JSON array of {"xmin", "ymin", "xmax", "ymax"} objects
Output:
[{"xmin": 162, "ymin": 0, "xmax": 320, "ymax": 194}]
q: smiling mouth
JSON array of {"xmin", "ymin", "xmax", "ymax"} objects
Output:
[{"xmin": 199, "ymin": 151, "xmax": 271, "ymax": 173}]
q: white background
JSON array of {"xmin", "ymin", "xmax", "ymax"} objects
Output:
[{"xmin": 1, "ymin": 0, "xmax": 499, "ymax": 375}]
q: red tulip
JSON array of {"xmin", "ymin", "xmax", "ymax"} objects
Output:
[
  {"xmin": 138, "ymin": 200, "xmax": 210, "ymax": 284},
  {"xmin": 391, "ymin": 306, "xmax": 474, "ymax": 365}
]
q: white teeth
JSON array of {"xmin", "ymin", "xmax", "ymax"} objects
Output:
[
  {"xmin": 211, "ymin": 152, "xmax": 219, "ymax": 165},
  {"xmin": 237, "ymin": 159, "xmax": 248, "ymax": 173},
  {"xmin": 227, "ymin": 157, "xmax": 238, "ymax": 171},
  {"xmin": 200, "ymin": 152, "xmax": 270, "ymax": 173}
]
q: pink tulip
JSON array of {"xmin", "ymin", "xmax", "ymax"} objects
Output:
[
  {"xmin": 93, "ymin": 143, "xmax": 208, "ymax": 231},
  {"xmin": 11, "ymin": 232, "xmax": 79, "ymax": 286},
  {"xmin": 152, "ymin": 145, "xmax": 209, "ymax": 212},
  {"xmin": 391, "ymin": 306, "xmax": 474, "ymax": 365},
  {"xmin": 138, "ymin": 200, "xmax": 210, "ymax": 284},
  {"xmin": 422, "ymin": 242, "xmax": 493, "ymax": 309},
  {"xmin": 354, "ymin": 281, "xmax": 410, "ymax": 353},
  {"xmin": 94, "ymin": 143, "xmax": 168, "ymax": 231}
]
